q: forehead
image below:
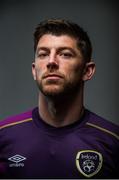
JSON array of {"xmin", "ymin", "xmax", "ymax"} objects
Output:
[{"xmin": 36, "ymin": 34, "xmax": 78, "ymax": 50}]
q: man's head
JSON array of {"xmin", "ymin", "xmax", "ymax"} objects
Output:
[
  {"xmin": 34, "ymin": 19, "xmax": 92, "ymax": 63},
  {"xmin": 32, "ymin": 19, "xmax": 95, "ymax": 98}
]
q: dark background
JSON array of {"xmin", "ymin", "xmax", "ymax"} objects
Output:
[{"xmin": 0, "ymin": 0, "xmax": 119, "ymax": 124}]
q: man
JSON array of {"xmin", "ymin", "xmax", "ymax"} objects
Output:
[{"xmin": 0, "ymin": 19, "xmax": 119, "ymax": 178}]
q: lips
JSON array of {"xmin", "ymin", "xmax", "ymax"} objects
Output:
[{"xmin": 43, "ymin": 74, "xmax": 63, "ymax": 79}]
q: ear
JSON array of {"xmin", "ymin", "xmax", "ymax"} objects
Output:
[
  {"xmin": 32, "ymin": 62, "xmax": 36, "ymax": 80},
  {"xmin": 82, "ymin": 61, "xmax": 96, "ymax": 81}
]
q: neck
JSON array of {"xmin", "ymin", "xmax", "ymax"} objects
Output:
[{"xmin": 38, "ymin": 88, "xmax": 84, "ymax": 127}]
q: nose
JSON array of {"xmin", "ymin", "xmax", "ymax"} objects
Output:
[{"xmin": 47, "ymin": 52, "xmax": 59, "ymax": 70}]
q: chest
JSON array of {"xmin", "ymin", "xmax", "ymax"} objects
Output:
[{"xmin": 0, "ymin": 131, "xmax": 118, "ymax": 178}]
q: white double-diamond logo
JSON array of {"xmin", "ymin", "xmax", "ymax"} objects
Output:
[{"xmin": 8, "ymin": 154, "xmax": 26, "ymax": 163}]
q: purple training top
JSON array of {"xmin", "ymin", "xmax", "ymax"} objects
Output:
[{"xmin": 0, "ymin": 107, "xmax": 119, "ymax": 178}]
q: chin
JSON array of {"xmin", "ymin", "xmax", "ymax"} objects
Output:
[{"xmin": 40, "ymin": 85, "xmax": 64, "ymax": 97}]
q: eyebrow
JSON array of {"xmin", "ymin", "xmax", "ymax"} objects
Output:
[
  {"xmin": 57, "ymin": 47, "xmax": 76, "ymax": 54},
  {"xmin": 36, "ymin": 47, "xmax": 50, "ymax": 52}
]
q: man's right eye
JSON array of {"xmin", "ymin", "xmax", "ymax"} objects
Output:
[{"xmin": 36, "ymin": 53, "xmax": 48, "ymax": 59}]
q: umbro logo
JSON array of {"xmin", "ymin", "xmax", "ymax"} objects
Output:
[
  {"xmin": 8, "ymin": 154, "xmax": 26, "ymax": 167},
  {"xmin": 8, "ymin": 154, "xmax": 26, "ymax": 163}
]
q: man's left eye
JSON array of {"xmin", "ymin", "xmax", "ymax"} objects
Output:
[{"xmin": 61, "ymin": 53, "xmax": 73, "ymax": 58}]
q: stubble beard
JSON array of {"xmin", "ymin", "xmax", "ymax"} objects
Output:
[{"xmin": 37, "ymin": 77, "xmax": 83, "ymax": 99}]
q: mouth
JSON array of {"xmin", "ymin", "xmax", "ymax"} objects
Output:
[{"xmin": 43, "ymin": 74, "xmax": 63, "ymax": 80}]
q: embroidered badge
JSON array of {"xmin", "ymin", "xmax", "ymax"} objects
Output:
[{"xmin": 76, "ymin": 150, "xmax": 103, "ymax": 178}]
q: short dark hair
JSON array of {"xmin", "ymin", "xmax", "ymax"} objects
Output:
[{"xmin": 34, "ymin": 19, "xmax": 92, "ymax": 62}]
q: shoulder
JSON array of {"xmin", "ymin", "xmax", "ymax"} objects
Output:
[
  {"xmin": 85, "ymin": 110, "xmax": 119, "ymax": 141},
  {"xmin": 0, "ymin": 108, "xmax": 34, "ymax": 130}
]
